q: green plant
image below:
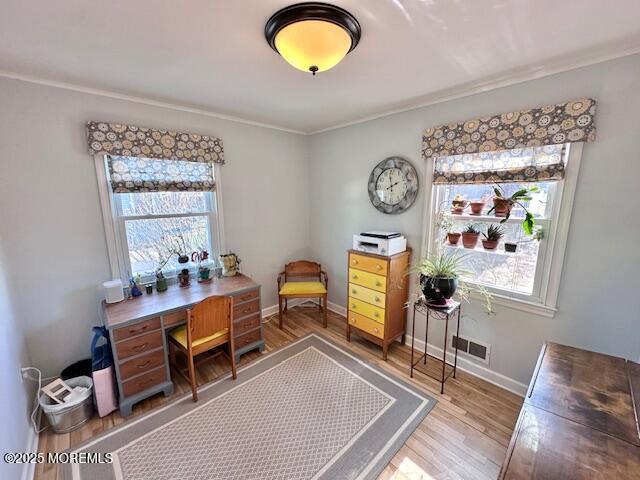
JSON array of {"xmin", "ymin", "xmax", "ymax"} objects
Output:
[
  {"xmin": 483, "ymin": 225, "xmax": 504, "ymax": 241},
  {"xmin": 463, "ymin": 224, "xmax": 480, "ymax": 234},
  {"xmin": 488, "ymin": 185, "xmax": 539, "ymax": 235},
  {"xmin": 414, "ymin": 250, "xmax": 494, "ymax": 314}
]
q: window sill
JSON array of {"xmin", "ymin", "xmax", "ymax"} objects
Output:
[{"xmin": 469, "ymin": 290, "xmax": 557, "ymax": 318}]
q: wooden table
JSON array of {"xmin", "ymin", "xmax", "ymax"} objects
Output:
[
  {"xmin": 499, "ymin": 342, "xmax": 640, "ymax": 479},
  {"xmin": 103, "ymin": 274, "xmax": 263, "ymax": 416}
]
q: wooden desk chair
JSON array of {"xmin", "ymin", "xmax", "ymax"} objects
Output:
[
  {"xmin": 168, "ymin": 295, "xmax": 237, "ymax": 401},
  {"xmin": 278, "ymin": 260, "xmax": 328, "ymax": 329}
]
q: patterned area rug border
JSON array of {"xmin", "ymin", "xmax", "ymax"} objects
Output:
[{"xmin": 63, "ymin": 333, "xmax": 436, "ymax": 480}]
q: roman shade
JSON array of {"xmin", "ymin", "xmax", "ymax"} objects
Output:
[
  {"xmin": 423, "ymin": 98, "xmax": 596, "ymax": 184},
  {"xmin": 86, "ymin": 121, "xmax": 224, "ymax": 192}
]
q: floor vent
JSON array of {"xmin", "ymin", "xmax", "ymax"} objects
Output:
[{"xmin": 451, "ymin": 335, "xmax": 491, "ymax": 363}]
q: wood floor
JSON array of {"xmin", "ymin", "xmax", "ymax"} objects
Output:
[{"xmin": 35, "ymin": 306, "xmax": 522, "ymax": 480}]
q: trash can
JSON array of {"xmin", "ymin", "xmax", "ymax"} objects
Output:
[{"xmin": 39, "ymin": 376, "xmax": 94, "ymax": 433}]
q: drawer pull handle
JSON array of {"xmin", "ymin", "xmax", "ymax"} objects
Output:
[
  {"xmin": 242, "ymin": 307, "xmax": 252, "ymax": 313},
  {"xmin": 137, "ymin": 361, "xmax": 151, "ymax": 369},
  {"xmin": 130, "ymin": 325, "xmax": 148, "ymax": 334},
  {"xmin": 352, "ymin": 259, "xmax": 358, "ymax": 264},
  {"xmin": 352, "ymin": 275, "xmax": 358, "ymax": 280},
  {"xmin": 375, "ymin": 297, "xmax": 381, "ymax": 303},
  {"xmin": 376, "ymin": 265, "xmax": 382, "ymax": 270},
  {"xmin": 374, "ymin": 328, "xmax": 379, "ymax": 333},
  {"xmin": 351, "ymin": 304, "xmax": 356, "ymax": 309},
  {"xmin": 351, "ymin": 289, "xmax": 357, "ymax": 294},
  {"xmin": 351, "ymin": 318, "xmax": 356, "ymax": 324},
  {"xmin": 132, "ymin": 342, "xmax": 149, "ymax": 351},
  {"xmin": 376, "ymin": 281, "xmax": 382, "ymax": 287},
  {"xmin": 138, "ymin": 378, "xmax": 154, "ymax": 386},
  {"xmin": 374, "ymin": 312, "xmax": 380, "ymax": 318}
]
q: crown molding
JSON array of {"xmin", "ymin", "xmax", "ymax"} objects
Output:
[
  {"xmin": 308, "ymin": 43, "xmax": 640, "ymax": 135},
  {"xmin": 0, "ymin": 70, "xmax": 307, "ymax": 135},
  {"xmin": 2, "ymin": 41, "xmax": 640, "ymax": 136}
]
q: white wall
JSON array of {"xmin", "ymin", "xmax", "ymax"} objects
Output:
[
  {"xmin": 308, "ymin": 54, "xmax": 640, "ymax": 385},
  {"xmin": 0, "ymin": 77, "xmax": 310, "ymax": 377},
  {"xmin": 0, "ymin": 234, "xmax": 35, "ymax": 480}
]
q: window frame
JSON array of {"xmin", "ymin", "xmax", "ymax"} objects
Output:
[
  {"xmin": 420, "ymin": 143, "xmax": 584, "ymax": 317},
  {"xmin": 94, "ymin": 155, "xmax": 226, "ymax": 284}
]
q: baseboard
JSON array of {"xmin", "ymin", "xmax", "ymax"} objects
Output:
[
  {"xmin": 324, "ymin": 301, "xmax": 527, "ymax": 397},
  {"xmin": 261, "ymin": 298, "xmax": 312, "ymax": 319},
  {"xmin": 21, "ymin": 421, "xmax": 39, "ymax": 480}
]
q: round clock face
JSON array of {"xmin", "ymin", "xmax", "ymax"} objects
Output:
[{"xmin": 368, "ymin": 157, "xmax": 418, "ymax": 214}]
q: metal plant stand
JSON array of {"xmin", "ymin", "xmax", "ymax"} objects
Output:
[{"xmin": 410, "ymin": 298, "xmax": 461, "ymax": 394}]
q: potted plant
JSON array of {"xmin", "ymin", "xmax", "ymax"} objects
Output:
[
  {"xmin": 178, "ymin": 268, "xmax": 190, "ymax": 287},
  {"xmin": 192, "ymin": 250, "xmax": 211, "ymax": 283},
  {"xmin": 451, "ymin": 194, "xmax": 467, "ymax": 214},
  {"xmin": 415, "ymin": 250, "xmax": 493, "ymax": 313},
  {"xmin": 482, "ymin": 225, "xmax": 504, "ymax": 250},
  {"xmin": 461, "ymin": 224, "xmax": 480, "ymax": 249},
  {"xmin": 447, "ymin": 231, "xmax": 461, "ymax": 245},
  {"xmin": 155, "ymin": 270, "xmax": 168, "ymax": 292},
  {"xmin": 504, "ymin": 227, "xmax": 544, "ymax": 253},
  {"xmin": 469, "ymin": 199, "xmax": 486, "ymax": 215},
  {"xmin": 488, "ymin": 185, "xmax": 539, "ymax": 235}
]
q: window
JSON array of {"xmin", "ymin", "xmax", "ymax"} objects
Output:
[
  {"xmin": 95, "ymin": 155, "xmax": 225, "ymax": 283},
  {"xmin": 424, "ymin": 143, "xmax": 582, "ymax": 316}
]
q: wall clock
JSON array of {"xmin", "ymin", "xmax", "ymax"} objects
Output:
[{"xmin": 368, "ymin": 157, "xmax": 418, "ymax": 214}]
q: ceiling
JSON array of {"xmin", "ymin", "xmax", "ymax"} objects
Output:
[{"xmin": 2, "ymin": 0, "xmax": 640, "ymax": 133}]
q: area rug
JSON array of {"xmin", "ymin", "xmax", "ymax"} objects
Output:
[{"xmin": 63, "ymin": 333, "xmax": 436, "ymax": 480}]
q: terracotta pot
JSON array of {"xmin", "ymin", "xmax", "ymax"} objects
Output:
[
  {"xmin": 461, "ymin": 232, "xmax": 480, "ymax": 249},
  {"xmin": 451, "ymin": 200, "xmax": 467, "ymax": 214},
  {"xmin": 447, "ymin": 232, "xmax": 461, "ymax": 245},
  {"xmin": 492, "ymin": 197, "xmax": 512, "ymax": 217},
  {"xmin": 482, "ymin": 239, "xmax": 499, "ymax": 250},
  {"xmin": 469, "ymin": 201, "xmax": 486, "ymax": 215}
]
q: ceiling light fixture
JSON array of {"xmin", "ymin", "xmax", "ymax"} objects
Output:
[{"xmin": 265, "ymin": 2, "xmax": 361, "ymax": 76}]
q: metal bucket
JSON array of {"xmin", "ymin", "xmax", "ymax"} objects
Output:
[{"xmin": 39, "ymin": 376, "xmax": 94, "ymax": 434}]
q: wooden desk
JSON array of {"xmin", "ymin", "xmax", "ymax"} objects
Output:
[
  {"xmin": 103, "ymin": 274, "xmax": 263, "ymax": 416},
  {"xmin": 499, "ymin": 342, "xmax": 640, "ymax": 479}
]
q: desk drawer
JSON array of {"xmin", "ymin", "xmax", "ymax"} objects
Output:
[
  {"xmin": 234, "ymin": 328, "xmax": 261, "ymax": 350},
  {"xmin": 348, "ymin": 268, "xmax": 386, "ymax": 293},
  {"xmin": 116, "ymin": 331, "xmax": 163, "ymax": 360},
  {"xmin": 234, "ymin": 314, "xmax": 260, "ymax": 337},
  {"xmin": 349, "ymin": 253, "xmax": 388, "ymax": 276},
  {"xmin": 233, "ymin": 288, "xmax": 260, "ymax": 304},
  {"xmin": 348, "ymin": 311, "xmax": 384, "ymax": 339},
  {"xmin": 348, "ymin": 283, "xmax": 385, "ymax": 308},
  {"xmin": 348, "ymin": 297, "xmax": 385, "ymax": 323},
  {"xmin": 122, "ymin": 367, "xmax": 166, "ymax": 397},
  {"xmin": 234, "ymin": 298, "xmax": 260, "ymax": 319},
  {"xmin": 119, "ymin": 349, "xmax": 165, "ymax": 380},
  {"xmin": 163, "ymin": 310, "xmax": 187, "ymax": 327},
  {"xmin": 113, "ymin": 317, "xmax": 161, "ymax": 342}
]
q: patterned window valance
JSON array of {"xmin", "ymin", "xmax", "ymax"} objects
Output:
[
  {"xmin": 433, "ymin": 144, "xmax": 565, "ymax": 185},
  {"xmin": 422, "ymin": 98, "xmax": 595, "ymax": 184},
  {"xmin": 107, "ymin": 156, "xmax": 215, "ymax": 193},
  {"xmin": 86, "ymin": 121, "xmax": 224, "ymax": 164}
]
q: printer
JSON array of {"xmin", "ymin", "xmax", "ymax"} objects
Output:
[{"xmin": 352, "ymin": 231, "xmax": 407, "ymax": 256}]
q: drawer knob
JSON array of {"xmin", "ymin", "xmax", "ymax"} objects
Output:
[
  {"xmin": 374, "ymin": 328, "xmax": 379, "ymax": 333},
  {"xmin": 351, "ymin": 318, "xmax": 356, "ymax": 324},
  {"xmin": 352, "ymin": 275, "xmax": 358, "ymax": 280},
  {"xmin": 352, "ymin": 259, "xmax": 358, "ymax": 264},
  {"xmin": 376, "ymin": 264, "xmax": 382, "ymax": 270},
  {"xmin": 376, "ymin": 281, "xmax": 382, "ymax": 287},
  {"xmin": 351, "ymin": 289, "xmax": 357, "ymax": 294},
  {"xmin": 375, "ymin": 297, "xmax": 381, "ymax": 303},
  {"xmin": 374, "ymin": 312, "xmax": 379, "ymax": 318},
  {"xmin": 351, "ymin": 304, "xmax": 356, "ymax": 309}
]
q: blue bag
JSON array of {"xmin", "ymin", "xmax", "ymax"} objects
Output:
[{"xmin": 91, "ymin": 326, "xmax": 113, "ymax": 371}]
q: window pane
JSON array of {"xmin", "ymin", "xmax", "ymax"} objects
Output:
[
  {"xmin": 124, "ymin": 216, "xmax": 211, "ymax": 275},
  {"xmin": 119, "ymin": 191, "xmax": 208, "ymax": 216},
  {"xmin": 444, "ymin": 222, "xmax": 540, "ymax": 295},
  {"xmin": 439, "ymin": 182, "xmax": 554, "ymax": 219}
]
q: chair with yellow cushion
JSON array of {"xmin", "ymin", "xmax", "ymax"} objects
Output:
[
  {"xmin": 278, "ymin": 260, "xmax": 328, "ymax": 329},
  {"xmin": 168, "ymin": 295, "xmax": 237, "ymax": 401}
]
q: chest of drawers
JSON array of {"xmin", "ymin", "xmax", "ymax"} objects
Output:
[{"xmin": 346, "ymin": 249, "xmax": 411, "ymax": 360}]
